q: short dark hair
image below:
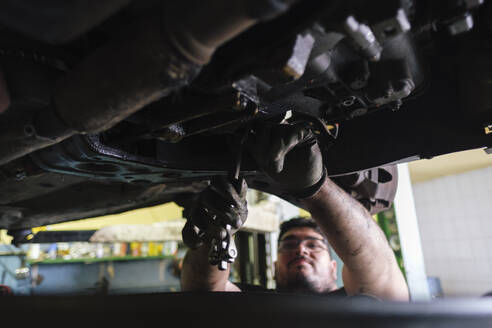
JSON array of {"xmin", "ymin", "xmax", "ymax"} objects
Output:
[
  {"xmin": 279, "ymin": 217, "xmax": 325, "ymax": 241},
  {"xmin": 278, "ymin": 217, "xmax": 332, "ymax": 258}
]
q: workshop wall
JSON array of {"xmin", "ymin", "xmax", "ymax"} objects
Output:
[
  {"xmin": 412, "ymin": 165, "xmax": 492, "ymax": 297},
  {"xmin": 0, "ymin": 245, "xmax": 31, "ymax": 295}
]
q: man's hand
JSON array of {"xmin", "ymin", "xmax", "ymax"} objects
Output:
[
  {"xmin": 182, "ymin": 176, "xmax": 248, "ymax": 249},
  {"xmin": 181, "ymin": 176, "xmax": 246, "ymax": 292},
  {"xmin": 247, "ymin": 122, "xmax": 326, "ymax": 198}
]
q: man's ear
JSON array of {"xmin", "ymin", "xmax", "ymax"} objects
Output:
[{"xmin": 330, "ymin": 260, "xmax": 338, "ymax": 281}]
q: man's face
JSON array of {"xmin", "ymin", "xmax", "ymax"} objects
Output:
[{"xmin": 275, "ymin": 227, "xmax": 337, "ymax": 293}]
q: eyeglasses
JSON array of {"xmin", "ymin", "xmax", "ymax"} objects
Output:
[{"xmin": 278, "ymin": 237, "xmax": 328, "ymax": 253}]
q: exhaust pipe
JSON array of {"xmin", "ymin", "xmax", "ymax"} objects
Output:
[{"xmin": 0, "ymin": 0, "xmax": 299, "ymax": 165}]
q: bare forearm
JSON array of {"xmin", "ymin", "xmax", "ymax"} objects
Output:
[
  {"xmin": 181, "ymin": 245, "xmax": 239, "ymax": 292},
  {"xmin": 300, "ymin": 178, "xmax": 408, "ymax": 299},
  {"xmin": 301, "ymin": 178, "xmax": 389, "ymax": 272}
]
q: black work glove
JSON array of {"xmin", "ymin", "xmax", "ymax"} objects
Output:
[
  {"xmin": 247, "ymin": 122, "xmax": 326, "ymax": 199},
  {"xmin": 181, "ymin": 176, "xmax": 248, "ymax": 249}
]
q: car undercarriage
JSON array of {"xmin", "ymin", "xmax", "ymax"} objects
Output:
[
  {"xmin": 1, "ymin": 1, "xmax": 492, "ymax": 326},
  {"xmin": 0, "ymin": 0, "xmax": 491, "ymax": 237}
]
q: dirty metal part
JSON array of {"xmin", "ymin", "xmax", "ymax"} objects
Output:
[
  {"xmin": 30, "ymin": 134, "xmax": 232, "ymax": 183},
  {"xmin": 259, "ymin": 94, "xmax": 325, "ymax": 118},
  {"xmin": 0, "ymin": 111, "xmax": 74, "ymax": 166},
  {"xmin": 464, "ymin": 0, "xmax": 484, "ymax": 8},
  {"xmin": 138, "ymin": 91, "xmax": 243, "ymax": 134},
  {"xmin": 485, "ymin": 124, "xmax": 492, "ymax": 135},
  {"xmin": 344, "ymin": 16, "xmax": 382, "ymax": 61},
  {"xmin": 0, "ymin": 0, "xmax": 294, "ymax": 167},
  {"xmin": 0, "ymin": 47, "xmax": 70, "ymax": 72},
  {"xmin": 0, "ymin": 159, "xmax": 86, "ymax": 205},
  {"xmin": 289, "ymin": 113, "xmax": 337, "ymax": 157},
  {"xmin": 0, "ymin": 0, "xmax": 133, "ymax": 44},
  {"xmin": 371, "ymin": 8, "xmax": 411, "ymax": 42},
  {"xmin": 261, "ymin": 23, "xmax": 422, "ymax": 121},
  {"xmin": 232, "ymin": 76, "xmax": 263, "ymax": 104},
  {"xmin": 365, "ymin": 33, "xmax": 421, "ymax": 107},
  {"xmin": 230, "ymin": 129, "xmax": 249, "ymax": 182},
  {"xmin": 331, "ymin": 165, "xmax": 398, "ymax": 214},
  {"xmin": 156, "ymin": 124, "xmax": 187, "ymax": 143},
  {"xmin": 146, "ymin": 92, "xmax": 259, "ymax": 142},
  {"xmin": 0, "ymin": 206, "xmax": 23, "ymax": 228},
  {"xmin": 245, "ymin": 0, "xmax": 301, "ymax": 20},
  {"xmin": 366, "ymin": 69, "xmax": 415, "ymax": 107},
  {"xmin": 142, "ymin": 84, "xmax": 259, "ymax": 142},
  {"xmin": 283, "ymin": 33, "xmax": 315, "ymax": 79},
  {"xmin": 231, "ymin": 77, "xmax": 262, "ymax": 112},
  {"xmin": 30, "ymin": 131, "xmax": 258, "ymax": 184},
  {"xmin": 163, "ymin": 0, "xmax": 297, "ymax": 66},
  {"xmin": 435, "ymin": 0, "xmax": 484, "ymax": 35},
  {"xmin": 344, "ymin": 60, "xmax": 370, "ymax": 90},
  {"xmin": 0, "ymin": 178, "xmax": 210, "ymax": 230},
  {"xmin": 348, "ymin": 106, "xmax": 368, "ymax": 118},
  {"xmin": 53, "ymin": 17, "xmax": 202, "ymax": 135},
  {"xmin": 448, "ymin": 13, "xmax": 474, "ymax": 35},
  {"xmin": 177, "ymin": 108, "xmax": 256, "ymax": 139},
  {"xmin": 0, "ymin": 67, "xmax": 10, "ymax": 114},
  {"xmin": 232, "ymin": 92, "xmax": 252, "ymax": 111},
  {"xmin": 0, "ymin": 53, "xmax": 74, "ymax": 165}
]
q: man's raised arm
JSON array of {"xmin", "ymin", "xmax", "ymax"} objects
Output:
[
  {"xmin": 247, "ymin": 122, "xmax": 409, "ymax": 301},
  {"xmin": 301, "ymin": 178, "xmax": 409, "ymax": 300},
  {"xmin": 180, "ymin": 177, "xmax": 247, "ymax": 292}
]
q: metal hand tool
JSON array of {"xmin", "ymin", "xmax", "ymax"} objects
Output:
[{"xmin": 207, "ymin": 129, "xmax": 248, "ymax": 270}]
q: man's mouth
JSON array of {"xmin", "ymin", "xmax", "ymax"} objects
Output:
[{"xmin": 288, "ymin": 257, "xmax": 311, "ymax": 268}]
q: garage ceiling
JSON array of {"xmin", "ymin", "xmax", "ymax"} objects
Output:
[{"xmin": 408, "ymin": 148, "xmax": 492, "ymax": 183}]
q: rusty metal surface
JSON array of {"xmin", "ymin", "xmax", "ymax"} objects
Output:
[{"xmin": 0, "ymin": 67, "xmax": 9, "ymax": 114}]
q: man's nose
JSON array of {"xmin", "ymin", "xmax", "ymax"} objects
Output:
[{"xmin": 294, "ymin": 241, "xmax": 309, "ymax": 255}]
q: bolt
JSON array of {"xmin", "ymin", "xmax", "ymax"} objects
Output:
[
  {"xmin": 345, "ymin": 16, "xmax": 382, "ymax": 61},
  {"xmin": 156, "ymin": 124, "xmax": 186, "ymax": 143},
  {"xmin": 23, "ymin": 124, "xmax": 36, "ymax": 137},
  {"xmin": 393, "ymin": 79, "xmax": 414, "ymax": 97},
  {"xmin": 15, "ymin": 170, "xmax": 27, "ymax": 181},
  {"xmin": 448, "ymin": 14, "xmax": 474, "ymax": 35},
  {"xmin": 390, "ymin": 99, "xmax": 403, "ymax": 111},
  {"xmin": 485, "ymin": 124, "xmax": 492, "ymax": 135},
  {"xmin": 372, "ymin": 9, "xmax": 411, "ymax": 42},
  {"xmin": 342, "ymin": 96, "xmax": 356, "ymax": 107},
  {"xmin": 283, "ymin": 33, "xmax": 315, "ymax": 79},
  {"xmin": 233, "ymin": 93, "xmax": 249, "ymax": 111}
]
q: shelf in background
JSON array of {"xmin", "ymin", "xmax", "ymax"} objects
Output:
[{"xmin": 28, "ymin": 255, "xmax": 176, "ymax": 265}]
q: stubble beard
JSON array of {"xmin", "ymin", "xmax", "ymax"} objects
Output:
[{"xmin": 276, "ymin": 268, "xmax": 321, "ymax": 294}]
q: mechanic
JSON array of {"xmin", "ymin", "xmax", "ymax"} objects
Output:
[{"xmin": 180, "ymin": 123, "xmax": 409, "ymax": 301}]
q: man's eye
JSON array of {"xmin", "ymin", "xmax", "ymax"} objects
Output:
[
  {"xmin": 283, "ymin": 241, "xmax": 297, "ymax": 248},
  {"xmin": 306, "ymin": 242, "xmax": 317, "ymax": 249},
  {"xmin": 306, "ymin": 242, "xmax": 323, "ymax": 250}
]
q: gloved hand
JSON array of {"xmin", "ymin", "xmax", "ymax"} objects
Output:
[
  {"xmin": 181, "ymin": 176, "xmax": 248, "ymax": 249},
  {"xmin": 246, "ymin": 122, "xmax": 326, "ymax": 199}
]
